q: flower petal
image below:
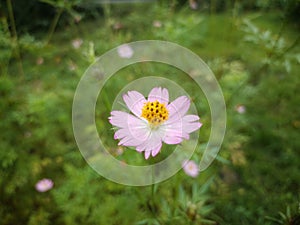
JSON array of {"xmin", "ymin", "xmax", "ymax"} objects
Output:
[
  {"xmin": 162, "ymin": 114, "xmax": 201, "ymax": 144},
  {"xmin": 161, "ymin": 120, "xmax": 186, "ymax": 144},
  {"xmin": 163, "ymin": 135, "xmax": 183, "ymax": 144},
  {"xmin": 109, "ymin": 111, "xmax": 150, "ymax": 147},
  {"xmin": 123, "ymin": 90, "xmax": 146, "ymax": 117},
  {"xmin": 182, "ymin": 115, "xmax": 202, "ymax": 133},
  {"xmin": 145, "ymin": 150, "xmax": 151, "ymax": 159},
  {"xmin": 151, "ymin": 142, "xmax": 162, "ymax": 157},
  {"xmin": 148, "ymin": 87, "xmax": 169, "ymax": 104},
  {"xmin": 136, "ymin": 130, "xmax": 163, "ymax": 159},
  {"xmin": 166, "ymin": 96, "xmax": 190, "ymax": 124}
]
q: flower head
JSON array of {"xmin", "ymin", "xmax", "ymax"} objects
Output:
[
  {"xmin": 117, "ymin": 44, "xmax": 134, "ymax": 58},
  {"xmin": 109, "ymin": 87, "xmax": 202, "ymax": 159},
  {"xmin": 35, "ymin": 178, "xmax": 54, "ymax": 192},
  {"xmin": 153, "ymin": 20, "xmax": 162, "ymax": 28},
  {"xmin": 235, "ymin": 104, "xmax": 246, "ymax": 114},
  {"xmin": 71, "ymin": 38, "xmax": 83, "ymax": 49},
  {"xmin": 182, "ymin": 160, "xmax": 199, "ymax": 177}
]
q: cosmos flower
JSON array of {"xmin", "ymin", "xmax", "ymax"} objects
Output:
[
  {"xmin": 117, "ymin": 44, "xmax": 134, "ymax": 58},
  {"xmin": 109, "ymin": 87, "xmax": 202, "ymax": 159},
  {"xmin": 36, "ymin": 57, "xmax": 44, "ymax": 65},
  {"xmin": 152, "ymin": 20, "xmax": 162, "ymax": 28},
  {"xmin": 235, "ymin": 104, "xmax": 246, "ymax": 114},
  {"xmin": 182, "ymin": 160, "xmax": 199, "ymax": 177},
  {"xmin": 35, "ymin": 178, "xmax": 54, "ymax": 192},
  {"xmin": 71, "ymin": 38, "xmax": 83, "ymax": 49},
  {"xmin": 189, "ymin": 0, "xmax": 198, "ymax": 10}
]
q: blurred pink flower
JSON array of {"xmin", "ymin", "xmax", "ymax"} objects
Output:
[
  {"xmin": 153, "ymin": 20, "xmax": 162, "ymax": 28},
  {"xmin": 189, "ymin": 0, "xmax": 198, "ymax": 10},
  {"xmin": 235, "ymin": 104, "xmax": 246, "ymax": 114},
  {"xmin": 182, "ymin": 160, "xmax": 199, "ymax": 177},
  {"xmin": 35, "ymin": 178, "xmax": 54, "ymax": 192},
  {"xmin": 71, "ymin": 38, "xmax": 83, "ymax": 49},
  {"xmin": 109, "ymin": 87, "xmax": 202, "ymax": 159},
  {"xmin": 113, "ymin": 22, "xmax": 123, "ymax": 30},
  {"xmin": 36, "ymin": 57, "xmax": 44, "ymax": 65},
  {"xmin": 117, "ymin": 44, "xmax": 134, "ymax": 58}
]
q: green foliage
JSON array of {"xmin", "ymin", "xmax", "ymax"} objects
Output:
[
  {"xmin": 242, "ymin": 18, "xmax": 300, "ymax": 73},
  {"xmin": 0, "ymin": 2, "xmax": 299, "ymax": 225},
  {"xmin": 266, "ymin": 203, "xmax": 300, "ymax": 224}
]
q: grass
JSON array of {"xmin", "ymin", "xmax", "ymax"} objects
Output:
[{"xmin": 1, "ymin": 2, "xmax": 299, "ymax": 225}]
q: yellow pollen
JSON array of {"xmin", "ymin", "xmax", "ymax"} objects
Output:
[{"xmin": 141, "ymin": 100, "xmax": 169, "ymax": 127}]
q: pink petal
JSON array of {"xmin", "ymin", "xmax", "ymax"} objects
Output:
[
  {"xmin": 161, "ymin": 114, "xmax": 201, "ymax": 144},
  {"xmin": 182, "ymin": 115, "xmax": 202, "ymax": 133},
  {"xmin": 163, "ymin": 135, "xmax": 183, "ymax": 144},
  {"xmin": 136, "ymin": 131, "xmax": 163, "ymax": 159},
  {"xmin": 145, "ymin": 150, "xmax": 151, "ymax": 159},
  {"xmin": 161, "ymin": 119, "xmax": 187, "ymax": 144},
  {"xmin": 147, "ymin": 87, "xmax": 169, "ymax": 104},
  {"xmin": 109, "ymin": 111, "xmax": 133, "ymax": 128},
  {"xmin": 151, "ymin": 142, "xmax": 162, "ymax": 157},
  {"xmin": 166, "ymin": 96, "xmax": 190, "ymax": 124},
  {"xmin": 144, "ymin": 141, "xmax": 162, "ymax": 159},
  {"xmin": 123, "ymin": 91, "xmax": 146, "ymax": 117},
  {"xmin": 109, "ymin": 111, "xmax": 150, "ymax": 147}
]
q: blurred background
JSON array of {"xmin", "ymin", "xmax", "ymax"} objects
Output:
[{"xmin": 0, "ymin": 0, "xmax": 299, "ymax": 224}]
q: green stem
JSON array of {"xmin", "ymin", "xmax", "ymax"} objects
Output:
[
  {"xmin": 6, "ymin": 0, "xmax": 24, "ymax": 77},
  {"xmin": 45, "ymin": 7, "xmax": 63, "ymax": 45},
  {"xmin": 103, "ymin": 3, "xmax": 111, "ymax": 28},
  {"xmin": 149, "ymin": 169, "xmax": 163, "ymax": 225}
]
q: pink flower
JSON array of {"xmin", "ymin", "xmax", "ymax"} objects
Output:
[
  {"xmin": 117, "ymin": 44, "xmax": 134, "ymax": 58},
  {"xmin": 235, "ymin": 104, "xmax": 246, "ymax": 114},
  {"xmin": 36, "ymin": 57, "xmax": 44, "ymax": 65},
  {"xmin": 71, "ymin": 38, "xmax": 83, "ymax": 49},
  {"xmin": 182, "ymin": 160, "xmax": 199, "ymax": 177},
  {"xmin": 153, "ymin": 20, "xmax": 162, "ymax": 28},
  {"xmin": 113, "ymin": 22, "xmax": 123, "ymax": 30},
  {"xmin": 189, "ymin": 0, "xmax": 198, "ymax": 10},
  {"xmin": 109, "ymin": 87, "xmax": 202, "ymax": 159},
  {"xmin": 35, "ymin": 178, "xmax": 54, "ymax": 192}
]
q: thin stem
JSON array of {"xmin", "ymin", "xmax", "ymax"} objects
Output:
[
  {"xmin": 45, "ymin": 7, "xmax": 63, "ymax": 45},
  {"xmin": 103, "ymin": 3, "xmax": 111, "ymax": 29},
  {"xmin": 6, "ymin": 0, "xmax": 17, "ymax": 39},
  {"xmin": 147, "ymin": 168, "xmax": 162, "ymax": 225},
  {"xmin": 6, "ymin": 0, "xmax": 24, "ymax": 77}
]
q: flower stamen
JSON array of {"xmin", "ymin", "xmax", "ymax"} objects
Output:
[{"xmin": 141, "ymin": 100, "xmax": 168, "ymax": 127}]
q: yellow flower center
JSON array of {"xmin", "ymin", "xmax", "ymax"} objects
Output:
[{"xmin": 141, "ymin": 100, "xmax": 169, "ymax": 128}]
